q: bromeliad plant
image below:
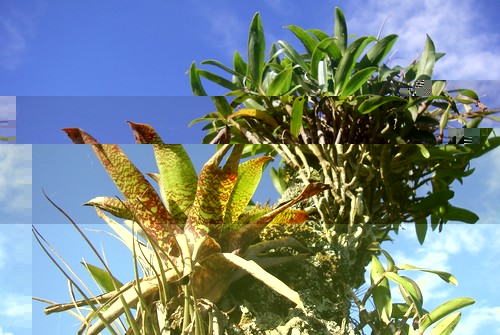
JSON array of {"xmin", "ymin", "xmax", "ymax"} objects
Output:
[{"xmin": 37, "ymin": 121, "xmax": 330, "ymax": 334}]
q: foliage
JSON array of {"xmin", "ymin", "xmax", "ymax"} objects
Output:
[
  {"xmin": 186, "ymin": 7, "xmax": 500, "ymax": 334},
  {"xmin": 264, "ymin": 138, "xmax": 499, "ymax": 334},
  {"xmin": 188, "ymin": 8, "xmax": 499, "ymax": 144},
  {"xmin": 34, "ymin": 122, "xmax": 331, "ymax": 334}
]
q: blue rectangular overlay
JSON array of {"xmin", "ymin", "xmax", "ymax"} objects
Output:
[{"xmin": 0, "ymin": 96, "xmax": 16, "ymax": 143}]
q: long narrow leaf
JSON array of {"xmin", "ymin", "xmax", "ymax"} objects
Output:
[
  {"xmin": 286, "ymin": 25, "xmax": 317, "ymax": 56},
  {"xmin": 248, "ymin": 12, "xmax": 266, "ymax": 90},
  {"xmin": 416, "ymin": 34, "xmax": 436, "ymax": 80},
  {"xmin": 419, "ymin": 297, "xmax": 474, "ymax": 333},
  {"xmin": 278, "ymin": 40, "xmax": 310, "ymax": 72},
  {"xmin": 225, "ymin": 156, "xmax": 273, "ymax": 225},
  {"xmin": 341, "ymin": 67, "xmax": 377, "ymax": 96},
  {"xmin": 189, "ymin": 62, "xmax": 207, "ymax": 96},
  {"xmin": 333, "ymin": 7, "xmax": 348, "ymax": 53},
  {"xmin": 334, "ymin": 36, "xmax": 376, "ymax": 95},
  {"xmin": 290, "ymin": 96, "xmax": 306, "ymax": 139},
  {"xmin": 266, "ymin": 66, "xmax": 293, "ymax": 96},
  {"xmin": 358, "ymin": 34, "xmax": 398, "ymax": 69}
]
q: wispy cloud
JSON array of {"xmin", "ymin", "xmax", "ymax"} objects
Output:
[
  {"xmin": 475, "ymin": 143, "xmax": 500, "ymax": 194},
  {"xmin": 0, "ymin": 293, "xmax": 32, "ymax": 320},
  {"xmin": 0, "ymin": 145, "xmax": 32, "ymax": 214},
  {"xmin": 0, "ymin": 96, "xmax": 16, "ymax": 120},
  {"xmin": 0, "ymin": 1, "xmax": 46, "ymax": 71},
  {"xmin": 457, "ymin": 305, "xmax": 500, "ymax": 334},
  {"xmin": 0, "ymin": 327, "xmax": 14, "ymax": 335},
  {"xmin": 193, "ymin": 5, "xmax": 247, "ymax": 59},
  {"xmin": 347, "ymin": 0, "xmax": 500, "ymax": 80}
]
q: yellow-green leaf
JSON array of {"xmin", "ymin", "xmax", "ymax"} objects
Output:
[
  {"xmin": 419, "ymin": 298, "xmax": 474, "ymax": 333},
  {"xmin": 290, "ymin": 97, "xmax": 306, "ymax": 139},
  {"xmin": 228, "ymin": 109, "xmax": 279, "ymax": 128},
  {"xmin": 81, "ymin": 262, "xmax": 123, "ymax": 293},
  {"xmin": 225, "ymin": 156, "xmax": 273, "ymax": 225}
]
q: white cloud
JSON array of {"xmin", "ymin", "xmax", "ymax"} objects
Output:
[
  {"xmin": 0, "ymin": 145, "xmax": 32, "ymax": 213},
  {"xmin": 0, "ymin": 225, "xmax": 32, "ymax": 269},
  {"xmin": 455, "ymin": 305, "xmax": 500, "ymax": 334},
  {"xmin": 477, "ymin": 146, "xmax": 500, "ymax": 194},
  {"xmin": 0, "ymin": 96, "xmax": 15, "ymax": 120},
  {"xmin": 346, "ymin": 0, "xmax": 500, "ymax": 80},
  {"xmin": 0, "ymin": 294, "xmax": 32, "ymax": 319},
  {"xmin": 194, "ymin": 5, "xmax": 247, "ymax": 59},
  {"xmin": 0, "ymin": 1, "xmax": 46, "ymax": 71},
  {"xmin": 0, "ymin": 327, "xmax": 14, "ymax": 335}
]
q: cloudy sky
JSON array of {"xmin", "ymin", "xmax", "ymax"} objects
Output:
[
  {"xmin": 2, "ymin": 0, "xmax": 500, "ymax": 334},
  {"xmin": 0, "ymin": 145, "xmax": 32, "ymax": 335},
  {"xmin": 2, "ymin": 1, "xmax": 499, "ymax": 143}
]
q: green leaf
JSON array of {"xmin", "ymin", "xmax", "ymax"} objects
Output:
[
  {"xmin": 153, "ymin": 145, "xmax": 198, "ymax": 224},
  {"xmin": 286, "ymin": 25, "xmax": 317, "ymax": 56},
  {"xmin": 311, "ymin": 38, "xmax": 341, "ymax": 80},
  {"xmin": 439, "ymin": 105, "xmax": 450, "ymax": 134},
  {"xmin": 267, "ymin": 66, "xmax": 293, "ymax": 96},
  {"xmin": 83, "ymin": 196, "xmax": 134, "ymax": 220},
  {"xmin": 62, "ymin": 128, "xmax": 183, "ymax": 249},
  {"xmin": 270, "ymin": 167, "xmax": 286, "ymax": 194},
  {"xmin": 81, "ymin": 262, "xmax": 124, "ymax": 293},
  {"xmin": 202, "ymin": 59, "xmax": 243, "ymax": 81},
  {"xmin": 357, "ymin": 95, "xmax": 406, "ymax": 114},
  {"xmin": 417, "ymin": 144, "xmax": 431, "ymax": 158},
  {"xmin": 308, "ymin": 28, "xmax": 329, "ymax": 41},
  {"xmin": 198, "ymin": 69, "xmax": 239, "ymax": 91},
  {"xmin": 333, "ymin": 7, "xmax": 348, "ymax": 53},
  {"xmin": 225, "ymin": 156, "xmax": 273, "ymax": 225},
  {"xmin": 371, "ymin": 256, "xmax": 392, "ymax": 323},
  {"xmin": 212, "ymin": 96, "xmax": 232, "ymax": 118},
  {"xmin": 448, "ymin": 88, "xmax": 479, "ymax": 101},
  {"xmin": 466, "ymin": 116, "xmax": 482, "ymax": 128},
  {"xmin": 379, "ymin": 249, "xmax": 396, "ymax": 272},
  {"xmin": 290, "ymin": 96, "xmax": 306, "ymax": 139},
  {"xmin": 189, "ymin": 61, "xmax": 207, "ymax": 96},
  {"xmin": 248, "ymin": 12, "xmax": 266, "ymax": 90},
  {"xmin": 384, "ymin": 272, "xmax": 425, "ymax": 317},
  {"xmin": 411, "ymin": 189, "xmax": 454, "ymax": 212},
  {"xmin": 334, "ymin": 36, "xmax": 376, "ymax": 95},
  {"xmin": 228, "ymin": 108, "xmax": 279, "ymax": 128},
  {"xmin": 419, "ymin": 298, "xmax": 475, "ymax": 333},
  {"xmin": 397, "ymin": 264, "xmax": 458, "ymax": 285},
  {"xmin": 358, "ymin": 34, "xmax": 398, "ymax": 68},
  {"xmin": 416, "ymin": 34, "xmax": 436, "ymax": 80},
  {"xmin": 429, "ymin": 312, "xmax": 461, "ymax": 335},
  {"xmin": 444, "ymin": 205, "xmax": 479, "ymax": 224},
  {"xmin": 398, "ymin": 276, "xmax": 423, "ymax": 310},
  {"xmin": 415, "ymin": 217, "xmax": 427, "ymax": 245},
  {"xmin": 233, "ymin": 50, "xmax": 247, "ymax": 76},
  {"xmin": 341, "ymin": 67, "xmax": 377, "ymax": 96},
  {"xmin": 432, "ymin": 80, "xmax": 447, "ymax": 96},
  {"xmin": 277, "ymin": 40, "xmax": 310, "ymax": 72}
]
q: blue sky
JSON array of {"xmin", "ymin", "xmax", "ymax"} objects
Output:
[
  {"xmin": 32, "ymin": 143, "xmax": 500, "ymax": 334},
  {"xmin": 16, "ymin": 96, "xmax": 213, "ymax": 143},
  {"xmin": 1, "ymin": 0, "xmax": 500, "ymax": 96},
  {"xmin": 0, "ymin": 145, "xmax": 32, "ymax": 335},
  {"xmin": 1, "ymin": 0, "xmax": 499, "ymax": 334},
  {"xmin": 3, "ymin": 0, "xmax": 500, "ymax": 142}
]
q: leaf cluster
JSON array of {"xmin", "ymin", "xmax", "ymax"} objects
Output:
[{"xmin": 189, "ymin": 8, "xmax": 499, "ymax": 144}]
